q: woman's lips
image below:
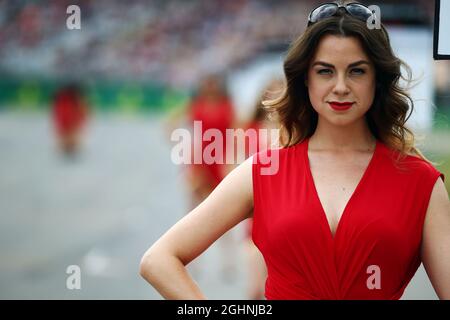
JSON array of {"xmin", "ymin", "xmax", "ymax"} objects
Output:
[{"xmin": 329, "ymin": 102, "xmax": 353, "ymax": 111}]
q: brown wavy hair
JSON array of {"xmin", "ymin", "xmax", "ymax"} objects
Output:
[{"xmin": 263, "ymin": 2, "xmax": 434, "ymax": 165}]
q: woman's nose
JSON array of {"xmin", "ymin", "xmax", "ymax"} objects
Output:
[{"xmin": 332, "ymin": 74, "xmax": 350, "ymax": 95}]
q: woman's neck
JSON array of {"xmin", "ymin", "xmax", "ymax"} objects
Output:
[{"xmin": 309, "ymin": 117, "xmax": 376, "ymax": 152}]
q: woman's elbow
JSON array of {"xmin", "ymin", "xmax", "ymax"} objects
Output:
[{"xmin": 139, "ymin": 251, "xmax": 159, "ymax": 281}]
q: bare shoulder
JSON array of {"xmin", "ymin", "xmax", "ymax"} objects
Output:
[{"xmin": 214, "ymin": 155, "xmax": 254, "ymax": 217}]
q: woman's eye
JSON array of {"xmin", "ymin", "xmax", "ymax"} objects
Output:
[
  {"xmin": 317, "ymin": 69, "xmax": 332, "ymax": 75},
  {"xmin": 350, "ymin": 68, "xmax": 365, "ymax": 75}
]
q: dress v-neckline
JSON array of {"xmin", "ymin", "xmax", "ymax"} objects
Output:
[{"xmin": 303, "ymin": 137, "xmax": 379, "ymax": 241}]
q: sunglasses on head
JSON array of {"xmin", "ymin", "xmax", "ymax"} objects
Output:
[{"xmin": 307, "ymin": 2, "xmax": 375, "ymax": 27}]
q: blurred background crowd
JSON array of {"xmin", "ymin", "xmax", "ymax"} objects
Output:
[
  {"xmin": 1, "ymin": 0, "xmax": 301, "ymax": 87},
  {"xmin": 0, "ymin": 0, "xmax": 449, "ymax": 300},
  {"xmin": 0, "ymin": 0, "xmax": 447, "ymax": 86}
]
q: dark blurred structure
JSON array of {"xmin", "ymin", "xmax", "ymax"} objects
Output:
[{"xmin": 360, "ymin": 0, "xmax": 434, "ymax": 26}]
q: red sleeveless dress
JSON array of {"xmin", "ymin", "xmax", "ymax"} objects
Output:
[{"xmin": 252, "ymin": 137, "xmax": 445, "ymax": 300}]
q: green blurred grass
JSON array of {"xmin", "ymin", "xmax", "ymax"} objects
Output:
[
  {"xmin": 429, "ymin": 106, "xmax": 450, "ymax": 195},
  {"xmin": 434, "ymin": 155, "xmax": 450, "ymax": 196}
]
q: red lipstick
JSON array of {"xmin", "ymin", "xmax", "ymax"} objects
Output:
[{"xmin": 329, "ymin": 101, "xmax": 353, "ymax": 111}]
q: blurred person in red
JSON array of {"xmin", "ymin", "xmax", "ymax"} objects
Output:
[
  {"xmin": 52, "ymin": 83, "xmax": 89, "ymax": 158},
  {"xmin": 167, "ymin": 74, "xmax": 236, "ymax": 209},
  {"xmin": 187, "ymin": 74, "xmax": 236, "ymax": 208},
  {"xmin": 241, "ymin": 78, "xmax": 282, "ymax": 299},
  {"xmin": 165, "ymin": 74, "xmax": 237, "ymax": 280}
]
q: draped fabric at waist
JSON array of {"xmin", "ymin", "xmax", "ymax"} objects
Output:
[
  {"xmin": 265, "ymin": 273, "xmax": 320, "ymax": 300},
  {"xmin": 264, "ymin": 270, "xmax": 337, "ymax": 300},
  {"xmin": 265, "ymin": 273, "xmax": 408, "ymax": 300}
]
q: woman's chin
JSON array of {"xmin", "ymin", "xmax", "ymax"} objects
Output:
[{"xmin": 321, "ymin": 114, "xmax": 360, "ymax": 127}]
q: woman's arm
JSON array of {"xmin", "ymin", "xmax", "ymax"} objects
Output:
[
  {"xmin": 139, "ymin": 156, "xmax": 254, "ymax": 299},
  {"xmin": 421, "ymin": 177, "xmax": 450, "ymax": 299}
]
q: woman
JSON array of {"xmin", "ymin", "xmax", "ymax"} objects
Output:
[{"xmin": 140, "ymin": 2, "xmax": 450, "ymax": 299}]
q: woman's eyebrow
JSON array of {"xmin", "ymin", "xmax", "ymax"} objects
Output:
[
  {"xmin": 348, "ymin": 60, "xmax": 371, "ymax": 68},
  {"xmin": 311, "ymin": 60, "xmax": 371, "ymax": 68}
]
